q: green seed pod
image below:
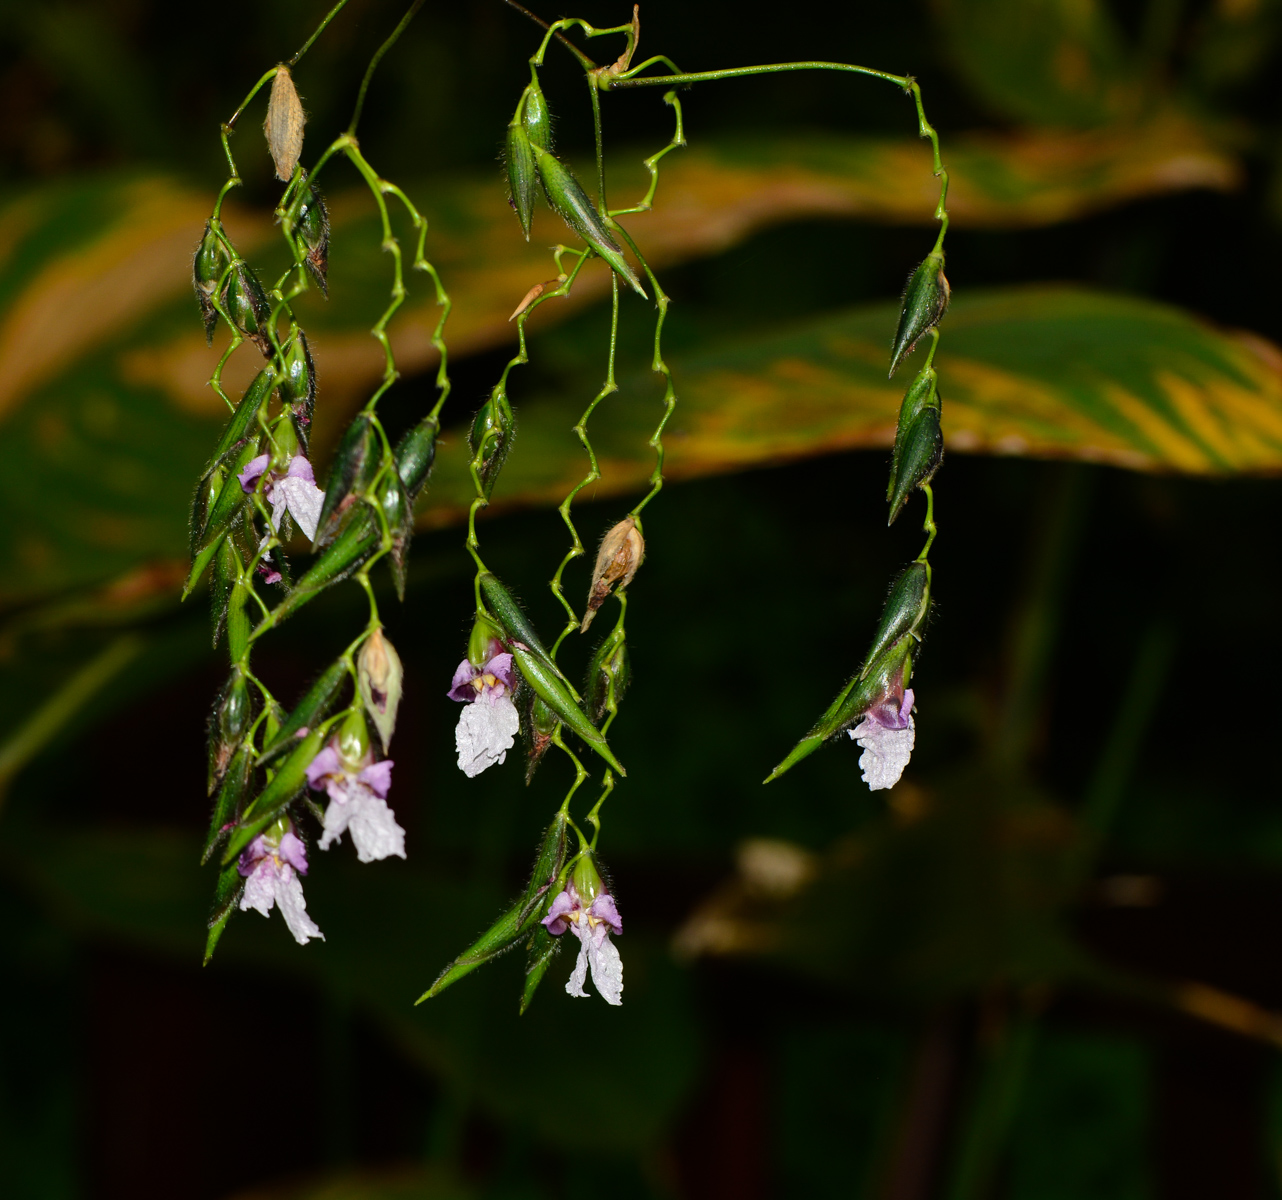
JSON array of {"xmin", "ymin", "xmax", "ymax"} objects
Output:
[
  {"xmin": 279, "ymin": 328, "xmax": 316, "ymax": 451},
  {"xmin": 394, "ymin": 414, "xmax": 438, "ymax": 503},
  {"xmin": 519, "ymin": 924, "xmax": 560, "ymax": 1015},
  {"xmin": 337, "ymin": 707, "xmax": 370, "ymax": 766},
  {"xmin": 185, "ymin": 439, "xmax": 261, "ymax": 598},
  {"xmin": 316, "ymin": 416, "xmax": 379, "ymax": 547},
  {"xmin": 297, "ymin": 185, "xmax": 330, "ymax": 295},
  {"xmin": 506, "ymin": 121, "xmax": 538, "ymax": 241},
  {"xmin": 260, "ymin": 657, "xmax": 350, "ymax": 766},
  {"xmin": 223, "ymin": 725, "xmax": 327, "ymax": 864},
  {"xmin": 889, "ymin": 251, "xmax": 949, "ymax": 377},
  {"xmin": 202, "ymin": 743, "xmax": 252, "ymax": 865},
  {"xmin": 193, "ymin": 220, "xmax": 230, "ymax": 343},
  {"xmin": 522, "ymin": 74, "xmax": 552, "ymax": 150},
  {"xmin": 379, "ymin": 469, "xmax": 414, "ymax": 600},
  {"xmin": 586, "ymin": 633, "xmax": 631, "ymax": 723},
  {"xmin": 468, "ymin": 613, "xmax": 505, "ymax": 667},
  {"xmin": 190, "ymin": 464, "xmax": 224, "ymax": 560},
  {"xmin": 469, "ymin": 386, "xmax": 515, "ymax": 501},
  {"xmin": 207, "ymin": 668, "xmax": 253, "ymax": 793},
  {"xmin": 860, "ymin": 563, "xmax": 929, "ymax": 677},
  {"xmin": 204, "ymin": 369, "xmax": 273, "ymax": 477},
  {"xmin": 887, "ymin": 367, "xmax": 936, "ymax": 502},
  {"xmin": 478, "ymin": 572, "xmax": 559, "ymax": 671},
  {"xmin": 887, "ymin": 405, "xmax": 943, "ymax": 525},
  {"xmin": 510, "ymin": 644, "xmax": 625, "ymax": 776},
  {"xmin": 226, "ymin": 579, "xmax": 252, "ymax": 665},
  {"xmin": 418, "ymin": 812, "xmax": 568, "ymax": 1003},
  {"xmin": 521, "ymin": 691, "xmax": 561, "ymax": 784},
  {"xmin": 209, "ymin": 530, "xmax": 236, "ymax": 647},
  {"xmin": 227, "ymin": 263, "xmax": 273, "ymax": 355},
  {"xmin": 268, "ymin": 512, "xmax": 379, "ymax": 626},
  {"xmin": 204, "ymin": 860, "xmax": 244, "ymax": 965},
  {"xmin": 531, "ymin": 144, "xmax": 646, "ymax": 297}
]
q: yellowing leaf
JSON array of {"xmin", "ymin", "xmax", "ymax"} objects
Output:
[{"xmin": 422, "ymin": 286, "xmax": 1282, "ymax": 525}]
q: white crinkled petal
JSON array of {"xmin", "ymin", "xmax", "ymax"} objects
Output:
[
  {"xmin": 454, "ymin": 695, "xmax": 519, "ymax": 778},
  {"xmin": 851, "ymin": 715, "xmax": 915, "ymax": 791},
  {"xmin": 588, "ymin": 931, "xmax": 624, "ymax": 1006},
  {"xmin": 239, "ymin": 862, "xmax": 278, "ymax": 918},
  {"xmin": 347, "ymin": 791, "xmax": 407, "ymax": 863},
  {"xmin": 276, "ymin": 871, "xmax": 324, "ymax": 944},
  {"xmin": 277, "ymin": 475, "xmax": 325, "ymax": 542},
  {"xmin": 266, "ymin": 485, "xmax": 289, "ymax": 533},
  {"xmin": 318, "ymin": 793, "xmax": 354, "ymax": 851},
  {"xmin": 565, "ymin": 922, "xmax": 591, "ymax": 998}
]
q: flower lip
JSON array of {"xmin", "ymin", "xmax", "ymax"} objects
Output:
[{"xmin": 447, "ymin": 651, "xmax": 516, "ymax": 703}]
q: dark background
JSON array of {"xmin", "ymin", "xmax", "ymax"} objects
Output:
[{"xmin": 3, "ymin": 1, "xmax": 1282, "ymax": 1197}]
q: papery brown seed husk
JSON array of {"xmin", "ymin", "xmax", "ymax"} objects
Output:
[
  {"xmin": 582, "ymin": 517, "xmax": 644, "ymax": 631},
  {"xmin": 265, "ymin": 66, "xmax": 306, "ymax": 182}
]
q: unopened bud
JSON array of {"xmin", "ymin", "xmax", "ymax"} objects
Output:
[
  {"xmin": 522, "ymin": 73, "xmax": 552, "ymax": 150},
  {"xmin": 467, "ymin": 613, "xmax": 505, "ymax": 667},
  {"xmin": 889, "ymin": 251, "xmax": 949, "ymax": 377},
  {"xmin": 297, "ymin": 185, "xmax": 330, "ymax": 295},
  {"xmin": 358, "ymin": 627, "xmax": 404, "ymax": 749},
  {"xmin": 469, "ymin": 386, "xmax": 515, "ymax": 500},
  {"xmin": 506, "ymin": 121, "xmax": 538, "ymax": 241},
  {"xmin": 265, "ymin": 65, "xmax": 306, "ymax": 182},
  {"xmin": 316, "ymin": 415, "xmax": 378, "ymax": 547},
  {"xmin": 208, "ymin": 669, "xmax": 253, "ymax": 794},
  {"xmin": 861, "ymin": 563, "xmax": 929, "ymax": 676},
  {"xmin": 227, "ymin": 263, "xmax": 272, "ymax": 355},
  {"xmin": 279, "ymin": 328, "xmax": 316, "ymax": 448},
  {"xmin": 886, "ymin": 405, "xmax": 943, "ymax": 525},
  {"xmin": 582, "ymin": 517, "xmax": 644, "ymax": 631},
  {"xmin": 586, "ymin": 633, "xmax": 631, "ymax": 723},
  {"xmin": 571, "ymin": 853, "xmax": 605, "ymax": 904},
  {"xmin": 337, "ymin": 708, "xmax": 370, "ymax": 767},
  {"xmin": 193, "ymin": 221, "xmax": 230, "ymax": 343}
]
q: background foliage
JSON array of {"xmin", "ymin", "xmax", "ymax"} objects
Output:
[{"xmin": 4, "ymin": 1, "xmax": 1282, "ymax": 1197}]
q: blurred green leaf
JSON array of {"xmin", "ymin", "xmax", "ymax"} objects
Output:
[
  {"xmin": 224, "ymin": 1167, "xmax": 473, "ymax": 1200},
  {"xmin": 933, "ymin": 0, "xmax": 1138, "ymax": 127}
]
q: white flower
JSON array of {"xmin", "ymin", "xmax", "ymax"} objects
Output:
[
  {"xmin": 541, "ymin": 883, "xmax": 624, "ymax": 1006},
  {"xmin": 849, "ymin": 688, "xmax": 915, "ymax": 791},
  {"xmin": 448, "ymin": 651, "xmax": 520, "ymax": 778},
  {"xmin": 238, "ymin": 827, "xmax": 323, "ymax": 944},
  {"xmin": 306, "ymin": 746, "xmax": 406, "ymax": 863}
]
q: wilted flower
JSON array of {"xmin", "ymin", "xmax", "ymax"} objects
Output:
[
  {"xmin": 305, "ymin": 742, "xmax": 406, "ymax": 863},
  {"xmin": 238, "ymin": 822, "xmax": 323, "ymax": 944},
  {"xmin": 849, "ymin": 687, "xmax": 915, "ymax": 791},
  {"xmin": 448, "ymin": 646, "xmax": 519, "ymax": 778},
  {"xmin": 238, "ymin": 453, "xmax": 325, "ymax": 542},
  {"xmin": 541, "ymin": 880, "xmax": 623, "ymax": 1006}
]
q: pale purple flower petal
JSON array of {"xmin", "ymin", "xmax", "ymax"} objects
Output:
[
  {"xmin": 454, "ymin": 692, "xmax": 519, "ymax": 777},
  {"xmin": 277, "ymin": 830, "xmax": 309, "ymax": 875},
  {"xmin": 305, "ymin": 745, "xmax": 343, "ymax": 790},
  {"xmin": 589, "ymin": 892, "xmax": 622, "ymax": 936},
  {"xmin": 238, "ymin": 453, "xmax": 270, "ymax": 492},
  {"xmin": 448, "ymin": 659, "xmax": 479, "ymax": 702},
  {"xmin": 285, "ymin": 456, "xmax": 316, "ymax": 484},
  {"xmin": 482, "ymin": 653, "xmax": 515, "ymax": 701},
  {"xmin": 541, "ymin": 887, "xmax": 577, "ymax": 936},
  {"xmin": 357, "ymin": 759, "xmax": 394, "ymax": 799}
]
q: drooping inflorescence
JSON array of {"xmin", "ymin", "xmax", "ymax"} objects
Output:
[
  {"xmin": 189, "ymin": 1, "xmax": 950, "ymax": 1012},
  {"xmin": 189, "ymin": 0, "xmax": 450, "ymax": 962}
]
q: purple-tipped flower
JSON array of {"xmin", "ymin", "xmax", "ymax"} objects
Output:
[
  {"xmin": 541, "ymin": 881, "xmax": 623, "ymax": 1005},
  {"xmin": 238, "ymin": 453, "xmax": 324, "ymax": 542},
  {"xmin": 306, "ymin": 742, "xmax": 406, "ymax": 863},
  {"xmin": 238, "ymin": 823, "xmax": 323, "ymax": 944},
  {"xmin": 448, "ymin": 648, "xmax": 519, "ymax": 778},
  {"xmin": 848, "ymin": 687, "xmax": 915, "ymax": 791}
]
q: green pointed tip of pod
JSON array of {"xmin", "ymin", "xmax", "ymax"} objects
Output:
[
  {"xmin": 889, "ymin": 252, "xmax": 949, "ymax": 377},
  {"xmin": 887, "ymin": 367, "xmax": 936, "ymax": 504},
  {"xmin": 531, "ymin": 144, "xmax": 646, "ymax": 298},
  {"xmin": 764, "ymin": 734, "xmax": 826, "ymax": 783},
  {"xmin": 887, "ymin": 406, "xmax": 943, "ymax": 525},
  {"xmin": 506, "ymin": 122, "xmax": 537, "ymax": 241},
  {"xmin": 861, "ymin": 563, "xmax": 929, "ymax": 674},
  {"xmin": 519, "ymin": 925, "xmax": 560, "ymax": 1014}
]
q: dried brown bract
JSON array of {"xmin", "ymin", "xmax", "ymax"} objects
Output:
[
  {"xmin": 582, "ymin": 517, "xmax": 644, "ymax": 631},
  {"xmin": 265, "ymin": 65, "xmax": 306, "ymax": 182}
]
